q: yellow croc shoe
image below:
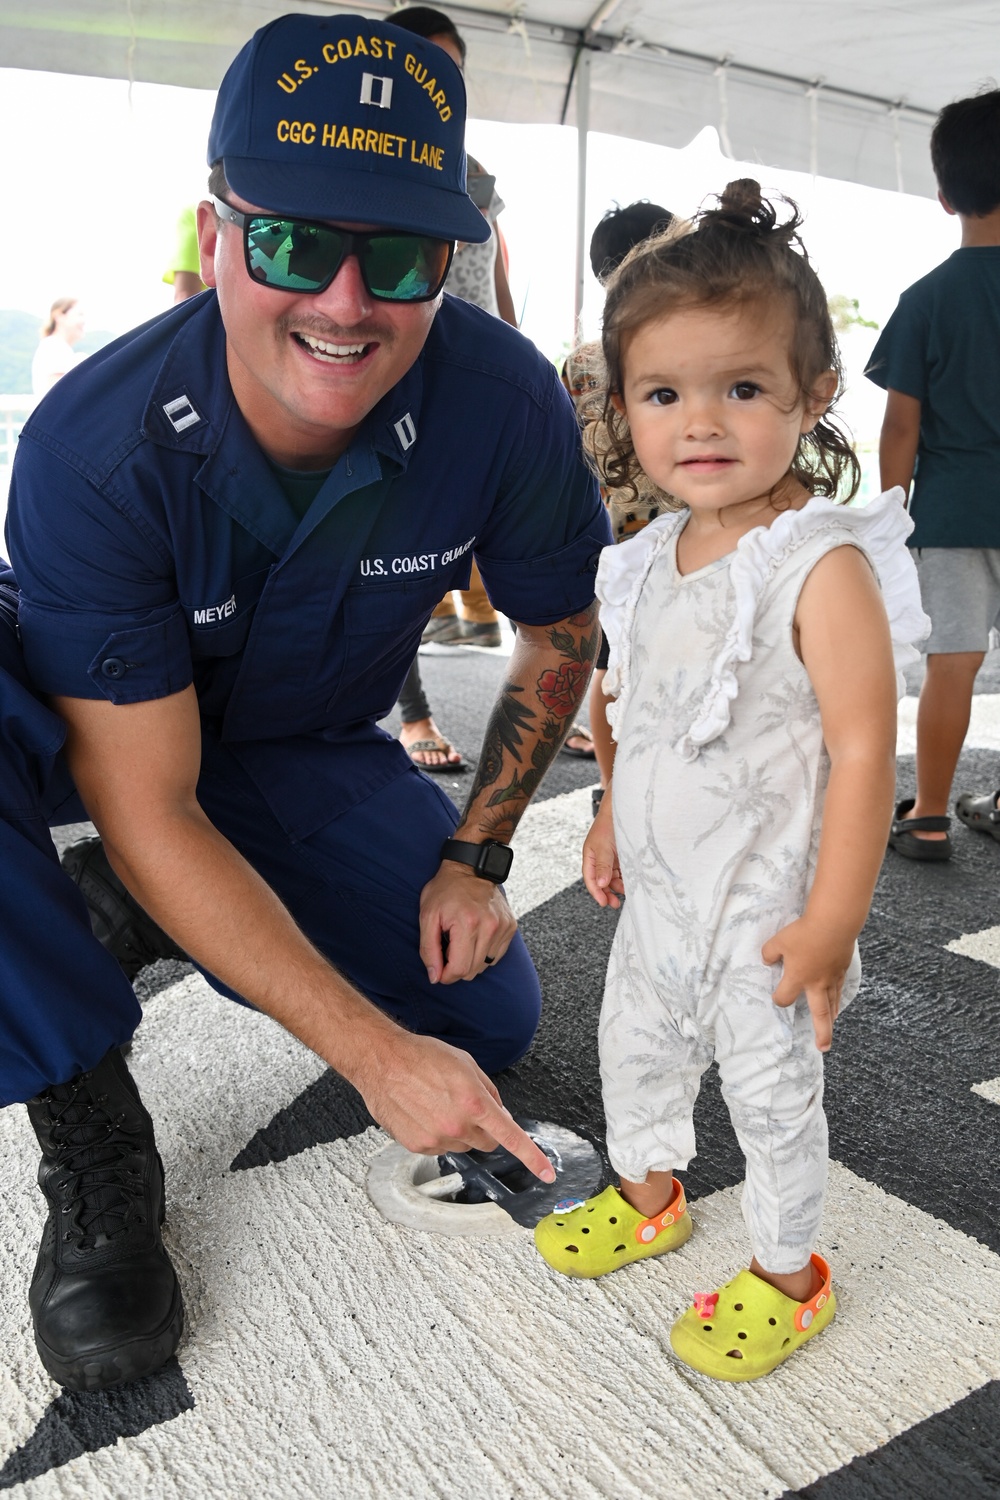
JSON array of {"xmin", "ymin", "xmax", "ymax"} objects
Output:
[
  {"xmin": 670, "ymin": 1253, "xmax": 836, "ymax": 1381},
  {"xmin": 534, "ymin": 1180, "xmax": 692, "ymax": 1278}
]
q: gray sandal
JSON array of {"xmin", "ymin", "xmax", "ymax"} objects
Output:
[
  {"xmin": 955, "ymin": 790, "xmax": 1000, "ymax": 842},
  {"xmin": 888, "ymin": 798, "xmax": 952, "ymax": 862}
]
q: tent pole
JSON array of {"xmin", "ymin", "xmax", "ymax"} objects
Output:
[{"xmin": 574, "ymin": 48, "xmax": 591, "ymax": 339}]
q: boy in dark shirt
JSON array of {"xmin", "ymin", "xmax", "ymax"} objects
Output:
[{"xmin": 867, "ymin": 89, "xmax": 1000, "ymax": 861}]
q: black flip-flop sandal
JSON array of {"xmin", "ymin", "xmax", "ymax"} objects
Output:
[
  {"xmin": 560, "ymin": 723, "xmax": 596, "ymax": 760},
  {"xmin": 954, "ymin": 790, "xmax": 1000, "ymax": 842},
  {"xmin": 888, "ymin": 798, "xmax": 952, "ymax": 862},
  {"xmin": 405, "ymin": 738, "xmax": 467, "ymax": 774}
]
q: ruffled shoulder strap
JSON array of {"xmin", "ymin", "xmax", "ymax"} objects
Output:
[
  {"xmin": 675, "ymin": 488, "xmax": 929, "ymax": 761},
  {"xmin": 595, "ymin": 511, "xmax": 686, "ymax": 726}
]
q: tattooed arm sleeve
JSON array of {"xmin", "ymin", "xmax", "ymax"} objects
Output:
[{"xmin": 455, "ymin": 602, "xmax": 600, "ymax": 842}]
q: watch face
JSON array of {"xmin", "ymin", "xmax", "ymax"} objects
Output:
[{"xmin": 481, "ymin": 842, "xmax": 513, "ymax": 880}]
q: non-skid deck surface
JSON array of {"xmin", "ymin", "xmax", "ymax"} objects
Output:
[{"xmin": 4, "ymin": 645, "xmax": 1000, "ymax": 1499}]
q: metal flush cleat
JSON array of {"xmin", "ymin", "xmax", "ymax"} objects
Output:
[{"xmin": 367, "ymin": 1119, "xmax": 603, "ymax": 1236}]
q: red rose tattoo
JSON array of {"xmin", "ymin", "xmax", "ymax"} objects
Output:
[{"xmin": 537, "ymin": 660, "xmax": 588, "ymax": 717}]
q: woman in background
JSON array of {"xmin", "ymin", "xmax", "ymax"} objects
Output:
[{"xmin": 31, "ymin": 298, "xmax": 86, "ymax": 398}]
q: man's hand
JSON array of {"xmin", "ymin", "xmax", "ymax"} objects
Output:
[
  {"xmin": 762, "ymin": 916, "xmax": 856, "ymax": 1053},
  {"xmin": 419, "ymin": 860, "xmax": 517, "ymax": 983},
  {"xmin": 582, "ymin": 789, "xmax": 624, "ymax": 908},
  {"xmin": 355, "ymin": 1029, "xmax": 556, "ymax": 1180}
]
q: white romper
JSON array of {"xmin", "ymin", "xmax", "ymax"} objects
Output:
[{"xmin": 596, "ymin": 490, "xmax": 928, "ymax": 1272}]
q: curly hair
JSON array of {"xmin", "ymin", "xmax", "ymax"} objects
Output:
[{"xmin": 591, "ymin": 178, "xmax": 860, "ymax": 508}]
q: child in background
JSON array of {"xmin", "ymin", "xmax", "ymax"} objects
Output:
[
  {"xmin": 534, "ymin": 181, "xmax": 927, "ymax": 1381},
  {"xmin": 867, "ymin": 89, "xmax": 1000, "ymax": 861},
  {"xmin": 562, "ymin": 201, "xmax": 676, "ymax": 794}
]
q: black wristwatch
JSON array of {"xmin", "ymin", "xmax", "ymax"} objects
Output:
[{"xmin": 440, "ymin": 837, "xmax": 514, "ymax": 883}]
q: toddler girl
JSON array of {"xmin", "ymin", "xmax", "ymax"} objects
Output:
[{"xmin": 534, "ymin": 180, "xmax": 928, "ymax": 1380}]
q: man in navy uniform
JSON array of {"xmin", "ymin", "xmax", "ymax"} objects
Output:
[{"xmin": 3, "ymin": 14, "xmax": 608, "ymax": 1391}]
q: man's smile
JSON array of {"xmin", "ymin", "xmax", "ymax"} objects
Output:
[{"xmin": 292, "ymin": 331, "xmax": 376, "ymax": 364}]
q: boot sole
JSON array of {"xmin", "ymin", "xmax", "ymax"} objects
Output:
[{"xmin": 34, "ymin": 1284, "xmax": 184, "ymax": 1392}]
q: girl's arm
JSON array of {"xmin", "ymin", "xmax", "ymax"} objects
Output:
[
  {"xmin": 583, "ymin": 778, "xmax": 624, "ymax": 908},
  {"xmin": 761, "ymin": 545, "xmax": 897, "ymax": 1051}
]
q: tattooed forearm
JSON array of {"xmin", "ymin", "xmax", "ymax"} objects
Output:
[{"xmin": 458, "ymin": 601, "xmax": 600, "ymax": 839}]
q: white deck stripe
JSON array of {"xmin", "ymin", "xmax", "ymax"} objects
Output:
[{"xmin": 898, "ymin": 692, "xmax": 1000, "ymax": 754}]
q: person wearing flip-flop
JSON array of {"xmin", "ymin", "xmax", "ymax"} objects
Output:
[
  {"xmin": 867, "ymin": 89, "xmax": 1000, "ymax": 863},
  {"xmin": 532, "ymin": 184, "xmax": 927, "ymax": 1380},
  {"xmin": 392, "ymin": 7, "xmax": 514, "ymax": 773}
]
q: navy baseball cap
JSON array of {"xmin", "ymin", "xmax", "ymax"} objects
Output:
[{"xmin": 208, "ymin": 12, "xmax": 490, "ymax": 244}]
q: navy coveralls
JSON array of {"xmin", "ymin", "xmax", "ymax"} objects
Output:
[{"xmin": 2, "ymin": 292, "xmax": 609, "ymax": 1104}]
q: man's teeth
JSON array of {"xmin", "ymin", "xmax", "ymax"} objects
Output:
[{"xmin": 297, "ymin": 333, "xmax": 368, "ymax": 359}]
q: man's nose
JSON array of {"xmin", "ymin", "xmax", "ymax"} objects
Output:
[{"xmin": 310, "ymin": 253, "xmax": 374, "ymax": 324}]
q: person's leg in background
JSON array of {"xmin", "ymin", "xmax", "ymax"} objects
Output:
[
  {"xmin": 913, "ymin": 650, "xmax": 985, "ymax": 831},
  {"xmin": 396, "ymin": 657, "xmax": 465, "ymax": 771},
  {"xmin": 896, "ymin": 549, "xmax": 1000, "ymax": 855}
]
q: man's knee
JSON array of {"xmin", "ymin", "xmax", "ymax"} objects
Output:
[{"xmin": 463, "ymin": 934, "xmax": 541, "ymax": 1074}]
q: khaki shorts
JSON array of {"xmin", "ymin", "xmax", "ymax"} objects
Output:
[{"xmin": 914, "ymin": 547, "xmax": 1000, "ymax": 654}]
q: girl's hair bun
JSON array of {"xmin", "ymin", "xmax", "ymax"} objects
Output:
[
  {"xmin": 706, "ymin": 178, "xmax": 802, "ymax": 245},
  {"xmin": 713, "ymin": 178, "xmax": 777, "ymax": 235}
]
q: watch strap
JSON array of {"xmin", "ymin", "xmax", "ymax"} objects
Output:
[{"xmin": 440, "ymin": 837, "xmax": 513, "ymax": 882}]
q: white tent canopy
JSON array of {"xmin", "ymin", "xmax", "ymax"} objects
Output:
[{"xmin": 2, "ymin": 1, "xmax": 995, "ymax": 199}]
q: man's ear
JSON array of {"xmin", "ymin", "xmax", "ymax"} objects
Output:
[
  {"xmin": 196, "ymin": 200, "xmax": 219, "ymax": 290},
  {"xmin": 938, "ymin": 190, "xmax": 957, "ymax": 217},
  {"xmin": 801, "ymin": 369, "xmax": 838, "ymax": 433}
]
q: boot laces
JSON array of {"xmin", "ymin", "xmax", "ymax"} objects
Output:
[{"xmin": 42, "ymin": 1077, "xmax": 150, "ymax": 1247}]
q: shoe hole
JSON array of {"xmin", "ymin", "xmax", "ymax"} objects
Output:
[
  {"xmin": 614, "ymin": 1244, "xmax": 626, "ymax": 1254},
  {"xmin": 782, "ymin": 1337, "xmax": 790, "ymax": 1348},
  {"xmin": 768, "ymin": 1317, "xmax": 777, "ymax": 1326},
  {"xmin": 737, "ymin": 1331, "xmax": 747, "ymax": 1340},
  {"xmin": 609, "ymin": 1216, "xmax": 617, "ymax": 1224},
  {"xmin": 565, "ymin": 1245, "xmax": 579, "ymax": 1254},
  {"xmin": 733, "ymin": 1302, "xmax": 743, "ymax": 1311},
  {"xmin": 587, "ymin": 1206, "xmax": 595, "ymax": 1213},
  {"xmin": 581, "ymin": 1227, "xmax": 590, "ymax": 1234},
  {"xmin": 702, "ymin": 1325, "xmax": 713, "ymax": 1333},
  {"xmin": 726, "ymin": 1349, "xmax": 743, "ymax": 1360},
  {"xmin": 555, "ymin": 1220, "xmax": 564, "ymax": 1227}
]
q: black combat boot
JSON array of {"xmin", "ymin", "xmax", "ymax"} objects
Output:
[
  {"xmin": 60, "ymin": 836, "xmax": 187, "ymax": 981},
  {"xmin": 24, "ymin": 1047, "xmax": 184, "ymax": 1391}
]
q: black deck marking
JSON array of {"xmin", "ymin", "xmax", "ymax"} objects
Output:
[
  {"xmin": 784, "ymin": 1380, "xmax": 1000, "ymax": 1497},
  {"xmin": 230, "ymin": 1067, "xmax": 376, "ymax": 1171},
  {"xmin": 0, "ymin": 1358, "xmax": 194, "ymax": 1490}
]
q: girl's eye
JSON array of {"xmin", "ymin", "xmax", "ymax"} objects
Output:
[
  {"xmin": 648, "ymin": 387, "xmax": 677, "ymax": 406},
  {"xmin": 731, "ymin": 381, "xmax": 760, "ymax": 401}
]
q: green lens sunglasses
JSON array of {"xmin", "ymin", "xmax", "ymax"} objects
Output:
[{"xmin": 211, "ymin": 197, "xmax": 455, "ymax": 302}]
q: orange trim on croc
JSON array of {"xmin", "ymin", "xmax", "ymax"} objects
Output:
[
  {"xmin": 793, "ymin": 1253, "xmax": 832, "ymax": 1332},
  {"xmin": 633, "ymin": 1178, "xmax": 687, "ymax": 1246}
]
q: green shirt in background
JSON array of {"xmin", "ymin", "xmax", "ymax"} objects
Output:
[{"xmin": 865, "ymin": 246, "xmax": 1000, "ymax": 548}]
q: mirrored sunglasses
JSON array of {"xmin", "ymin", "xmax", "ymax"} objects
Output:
[{"xmin": 211, "ymin": 197, "xmax": 454, "ymax": 302}]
